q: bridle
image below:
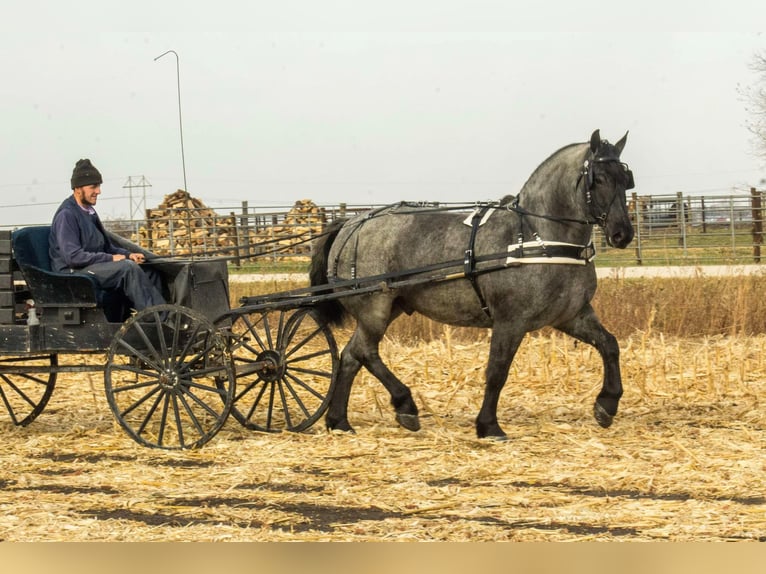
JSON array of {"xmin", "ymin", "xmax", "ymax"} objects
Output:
[{"xmin": 575, "ymin": 151, "xmax": 635, "ymax": 228}]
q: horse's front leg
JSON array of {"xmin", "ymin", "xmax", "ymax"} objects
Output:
[
  {"xmin": 476, "ymin": 328, "xmax": 525, "ymax": 440},
  {"xmin": 555, "ymin": 303, "xmax": 623, "ymax": 428}
]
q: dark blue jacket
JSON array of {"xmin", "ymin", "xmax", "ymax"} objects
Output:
[{"xmin": 48, "ymin": 195, "xmax": 130, "ymax": 272}]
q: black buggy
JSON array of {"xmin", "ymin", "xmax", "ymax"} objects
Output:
[{"xmin": 0, "ymin": 226, "xmax": 339, "ymax": 450}]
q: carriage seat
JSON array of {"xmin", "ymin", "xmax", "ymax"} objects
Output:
[{"xmin": 12, "ymin": 226, "xmax": 128, "ymax": 322}]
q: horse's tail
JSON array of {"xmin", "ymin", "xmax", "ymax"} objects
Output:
[{"xmin": 309, "ymin": 218, "xmax": 348, "ymax": 327}]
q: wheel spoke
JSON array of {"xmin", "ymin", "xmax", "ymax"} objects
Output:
[
  {"xmin": 119, "ymin": 384, "xmax": 162, "ymax": 419},
  {"xmin": 240, "ymin": 313, "xmax": 269, "ymax": 353},
  {"xmin": 283, "ymin": 324, "xmax": 325, "ymax": 360},
  {"xmin": 286, "ymin": 364, "xmax": 334, "ymax": 379},
  {"xmin": 280, "ymin": 375, "xmax": 313, "ymax": 419},
  {"xmin": 1, "ymin": 376, "xmax": 45, "ymax": 409},
  {"xmin": 284, "ymin": 370, "xmax": 331, "ymax": 401},
  {"xmin": 0, "ymin": 355, "xmax": 57, "ymax": 427}
]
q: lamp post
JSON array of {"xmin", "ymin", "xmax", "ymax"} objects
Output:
[{"xmin": 154, "ymin": 49, "xmax": 188, "ymax": 192}]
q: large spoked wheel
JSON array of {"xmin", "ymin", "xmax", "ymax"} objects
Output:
[
  {"xmin": 0, "ymin": 354, "xmax": 58, "ymax": 426},
  {"xmin": 220, "ymin": 307, "xmax": 338, "ymax": 433},
  {"xmin": 104, "ymin": 304, "xmax": 235, "ymax": 450}
]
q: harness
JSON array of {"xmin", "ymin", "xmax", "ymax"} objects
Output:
[
  {"xmin": 461, "ymin": 205, "xmax": 595, "ymax": 319},
  {"xmin": 463, "ymin": 205, "xmax": 493, "ymax": 316},
  {"xmin": 328, "ymin": 143, "xmax": 634, "ymax": 321}
]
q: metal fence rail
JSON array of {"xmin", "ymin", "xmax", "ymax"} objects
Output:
[
  {"xmin": 596, "ymin": 189, "xmax": 764, "ymax": 266},
  {"xmin": 103, "ymin": 190, "xmax": 765, "ymax": 267}
]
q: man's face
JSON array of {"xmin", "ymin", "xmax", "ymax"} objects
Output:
[{"xmin": 74, "ymin": 184, "xmax": 101, "ymax": 207}]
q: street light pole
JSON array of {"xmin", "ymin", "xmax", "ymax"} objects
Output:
[{"xmin": 154, "ymin": 49, "xmax": 188, "ymax": 192}]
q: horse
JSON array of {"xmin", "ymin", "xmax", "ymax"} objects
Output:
[{"xmin": 309, "ymin": 129, "xmax": 635, "ymax": 440}]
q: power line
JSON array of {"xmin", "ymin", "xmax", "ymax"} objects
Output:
[{"xmin": 0, "ymin": 195, "xmax": 132, "ymax": 209}]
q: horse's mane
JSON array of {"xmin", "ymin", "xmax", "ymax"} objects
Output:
[
  {"xmin": 528, "ymin": 142, "xmax": 583, "ymax": 182},
  {"xmin": 498, "ymin": 194, "xmax": 515, "ymax": 207}
]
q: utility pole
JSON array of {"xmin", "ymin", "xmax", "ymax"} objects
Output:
[
  {"xmin": 123, "ymin": 175, "xmax": 151, "ymax": 234},
  {"xmin": 154, "ymin": 50, "xmax": 188, "ymax": 192}
]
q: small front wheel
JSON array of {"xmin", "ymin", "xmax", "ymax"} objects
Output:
[
  {"xmin": 220, "ymin": 307, "xmax": 338, "ymax": 433},
  {"xmin": 104, "ymin": 304, "xmax": 234, "ymax": 449}
]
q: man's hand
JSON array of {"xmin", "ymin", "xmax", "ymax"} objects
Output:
[{"xmin": 113, "ymin": 253, "xmax": 145, "ymax": 263}]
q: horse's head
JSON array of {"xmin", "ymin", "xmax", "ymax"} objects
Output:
[{"xmin": 580, "ymin": 130, "xmax": 635, "ymax": 248}]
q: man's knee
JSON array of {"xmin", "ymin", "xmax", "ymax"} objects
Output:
[{"xmin": 118, "ymin": 259, "xmax": 148, "ymax": 279}]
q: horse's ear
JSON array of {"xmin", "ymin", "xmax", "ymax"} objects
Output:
[
  {"xmin": 614, "ymin": 131, "xmax": 629, "ymax": 155},
  {"xmin": 590, "ymin": 130, "xmax": 601, "ymax": 154}
]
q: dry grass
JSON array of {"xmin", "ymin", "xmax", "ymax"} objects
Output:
[
  {"xmin": 230, "ymin": 273, "xmax": 766, "ymax": 340},
  {"xmin": 1, "ymin": 328, "xmax": 764, "ymax": 541},
  {"xmin": 2, "ymin": 275, "xmax": 764, "ymax": 541}
]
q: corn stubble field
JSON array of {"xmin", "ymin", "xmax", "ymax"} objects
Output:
[{"xmin": 1, "ymin": 274, "xmax": 765, "ymax": 541}]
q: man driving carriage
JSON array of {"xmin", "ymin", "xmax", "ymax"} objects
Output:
[{"xmin": 48, "ymin": 158, "xmax": 165, "ymax": 313}]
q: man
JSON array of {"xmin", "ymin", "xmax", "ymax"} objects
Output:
[{"xmin": 49, "ymin": 158, "xmax": 166, "ymax": 312}]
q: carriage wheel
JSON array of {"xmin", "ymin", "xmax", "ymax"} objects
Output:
[
  {"xmin": 0, "ymin": 354, "xmax": 58, "ymax": 426},
  {"xmin": 219, "ymin": 307, "xmax": 338, "ymax": 433},
  {"xmin": 104, "ymin": 304, "xmax": 234, "ymax": 450}
]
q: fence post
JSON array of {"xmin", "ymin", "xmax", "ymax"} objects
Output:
[
  {"xmin": 729, "ymin": 197, "xmax": 736, "ymax": 257},
  {"xmin": 752, "ymin": 187, "xmax": 763, "ymax": 263},
  {"xmin": 185, "ymin": 207, "xmax": 193, "ymax": 259},
  {"xmin": 632, "ymin": 192, "xmax": 642, "ymax": 264},
  {"xmin": 236, "ymin": 201, "xmax": 250, "ymax": 268},
  {"xmin": 168, "ymin": 216, "xmax": 175, "ymax": 256},
  {"xmin": 144, "ymin": 208, "xmax": 153, "ymax": 251},
  {"xmin": 676, "ymin": 191, "xmax": 687, "ymax": 253}
]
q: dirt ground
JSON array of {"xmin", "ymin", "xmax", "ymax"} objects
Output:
[{"xmin": 1, "ymin": 333, "xmax": 764, "ymax": 541}]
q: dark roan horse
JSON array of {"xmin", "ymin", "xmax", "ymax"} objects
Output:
[{"xmin": 309, "ymin": 130, "xmax": 635, "ymax": 439}]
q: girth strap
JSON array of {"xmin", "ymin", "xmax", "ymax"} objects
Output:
[{"xmin": 464, "ymin": 206, "xmax": 492, "ymax": 318}]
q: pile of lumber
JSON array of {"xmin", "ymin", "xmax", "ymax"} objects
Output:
[
  {"xmin": 133, "ymin": 192, "xmax": 326, "ymax": 261},
  {"xmin": 133, "ymin": 190, "xmax": 241, "ymax": 257},
  {"xmin": 252, "ymin": 199, "xmax": 325, "ymax": 262}
]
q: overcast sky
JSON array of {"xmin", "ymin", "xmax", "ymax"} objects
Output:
[{"xmin": 1, "ymin": 0, "xmax": 765, "ymax": 227}]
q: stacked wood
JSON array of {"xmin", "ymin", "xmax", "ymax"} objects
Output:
[
  {"xmin": 133, "ymin": 190, "xmax": 244, "ymax": 257},
  {"xmin": 132, "ymin": 192, "xmax": 325, "ymax": 262},
  {"xmin": 252, "ymin": 199, "xmax": 326, "ymax": 262}
]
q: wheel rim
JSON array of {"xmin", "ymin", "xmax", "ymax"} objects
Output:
[
  {"xmin": 221, "ymin": 307, "xmax": 338, "ymax": 432},
  {"xmin": 0, "ymin": 354, "xmax": 57, "ymax": 426},
  {"xmin": 104, "ymin": 304, "xmax": 234, "ymax": 449}
]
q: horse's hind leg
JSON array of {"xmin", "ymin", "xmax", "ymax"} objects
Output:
[
  {"xmin": 325, "ymin": 339, "xmax": 364, "ymax": 433},
  {"xmin": 555, "ymin": 303, "xmax": 623, "ymax": 428},
  {"xmin": 325, "ymin": 322, "xmax": 419, "ymax": 433},
  {"xmin": 359, "ymin": 341, "xmax": 420, "ymax": 432}
]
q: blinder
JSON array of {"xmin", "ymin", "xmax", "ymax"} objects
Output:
[
  {"xmin": 623, "ymin": 163, "xmax": 635, "ymax": 190},
  {"xmin": 582, "ymin": 158, "xmax": 635, "ymax": 192}
]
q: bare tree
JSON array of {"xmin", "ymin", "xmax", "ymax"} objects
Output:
[{"xmin": 742, "ymin": 52, "xmax": 766, "ymax": 161}]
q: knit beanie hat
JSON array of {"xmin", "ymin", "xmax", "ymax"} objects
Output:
[{"xmin": 70, "ymin": 159, "xmax": 103, "ymax": 189}]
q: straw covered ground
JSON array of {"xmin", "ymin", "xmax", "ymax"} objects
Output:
[{"xmin": 1, "ymin": 323, "xmax": 764, "ymax": 541}]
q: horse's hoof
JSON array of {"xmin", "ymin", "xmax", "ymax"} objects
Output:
[
  {"xmin": 326, "ymin": 419, "xmax": 355, "ymax": 434},
  {"xmin": 481, "ymin": 434, "xmax": 508, "ymax": 442},
  {"xmin": 593, "ymin": 402, "xmax": 614, "ymax": 428},
  {"xmin": 395, "ymin": 413, "xmax": 421, "ymax": 432}
]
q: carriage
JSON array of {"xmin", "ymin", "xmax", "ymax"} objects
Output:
[
  {"xmin": 0, "ymin": 130, "xmax": 635, "ymax": 450},
  {"xmin": 0, "ymin": 225, "xmax": 340, "ymax": 450}
]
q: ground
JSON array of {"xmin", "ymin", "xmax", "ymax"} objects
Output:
[{"xmin": 0, "ymin": 333, "xmax": 764, "ymax": 541}]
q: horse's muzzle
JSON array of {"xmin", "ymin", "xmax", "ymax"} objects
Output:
[{"xmin": 607, "ymin": 225, "xmax": 634, "ymax": 249}]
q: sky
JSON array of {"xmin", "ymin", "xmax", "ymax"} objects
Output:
[{"xmin": 1, "ymin": 0, "xmax": 765, "ymax": 227}]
